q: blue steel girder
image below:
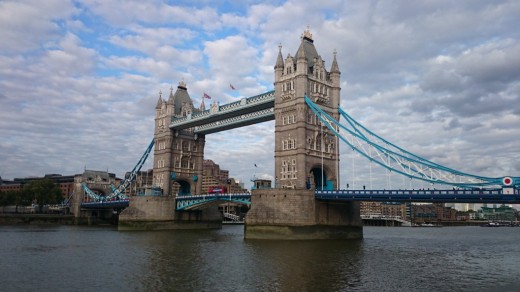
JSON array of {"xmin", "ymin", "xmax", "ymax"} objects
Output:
[
  {"xmin": 170, "ymin": 91, "xmax": 274, "ymax": 134},
  {"xmin": 176, "ymin": 193, "xmax": 251, "ymax": 211},
  {"xmin": 304, "ymin": 96, "xmax": 519, "ymax": 188},
  {"xmin": 315, "ymin": 188, "xmax": 520, "ymax": 204},
  {"xmin": 81, "ymin": 139, "xmax": 155, "ymax": 202},
  {"xmin": 193, "ymin": 108, "xmax": 274, "ymax": 134}
]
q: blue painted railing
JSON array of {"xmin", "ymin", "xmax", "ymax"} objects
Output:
[
  {"xmin": 176, "ymin": 193, "xmax": 251, "ymax": 210},
  {"xmin": 315, "ymin": 188, "xmax": 520, "ymax": 204}
]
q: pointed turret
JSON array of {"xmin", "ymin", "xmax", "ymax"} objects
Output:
[
  {"xmin": 275, "ymin": 44, "xmax": 284, "ymax": 81},
  {"xmin": 275, "ymin": 44, "xmax": 284, "ymax": 69},
  {"xmin": 155, "ymin": 90, "xmax": 163, "ymax": 109},
  {"xmin": 330, "ymin": 49, "xmax": 340, "ymax": 74},
  {"xmin": 167, "ymin": 86, "xmax": 175, "ymax": 105},
  {"xmin": 199, "ymin": 99, "xmax": 206, "ymax": 111}
]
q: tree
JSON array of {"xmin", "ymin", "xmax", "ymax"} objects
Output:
[
  {"xmin": 23, "ymin": 178, "xmax": 62, "ymax": 213},
  {"xmin": 0, "ymin": 189, "xmax": 31, "ymax": 213}
]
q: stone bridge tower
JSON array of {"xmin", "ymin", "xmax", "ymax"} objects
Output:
[
  {"xmin": 245, "ymin": 29, "xmax": 361, "ymax": 240},
  {"xmin": 274, "ymin": 28, "xmax": 341, "ymax": 190},
  {"xmin": 120, "ymin": 82, "xmax": 221, "ymax": 230},
  {"xmin": 153, "ymin": 81, "xmax": 205, "ymax": 196}
]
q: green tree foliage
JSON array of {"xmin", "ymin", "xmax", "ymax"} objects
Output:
[
  {"xmin": 23, "ymin": 178, "xmax": 62, "ymax": 213},
  {"xmin": 0, "ymin": 190, "xmax": 15, "ymax": 206},
  {"xmin": 0, "ymin": 189, "xmax": 32, "ymax": 213}
]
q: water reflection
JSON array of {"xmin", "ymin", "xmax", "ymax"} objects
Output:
[
  {"xmin": 134, "ymin": 226, "xmax": 363, "ymax": 291},
  {"xmin": 1, "ymin": 225, "xmax": 519, "ymax": 291}
]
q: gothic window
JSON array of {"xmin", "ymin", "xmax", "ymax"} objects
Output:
[
  {"xmin": 181, "ymin": 157, "xmax": 189, "ymax": 168},
  {"xmin": 316, "ymin": 133, "xmax": 322, "ymax": 151},
  {"xmin": 182, "ymin": 141, "xmax": 189, "ymax": 152}
]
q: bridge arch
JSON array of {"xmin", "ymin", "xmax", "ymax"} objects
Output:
[
  {"xmin": 309, "ymin": 164, "xmax": 334, "ymax": 190},
  {"xmin": 173, "ymin": 180, "xmax": 191, "ymax": 196}
]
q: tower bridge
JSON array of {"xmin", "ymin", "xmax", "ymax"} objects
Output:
[{"xmin": 75, "ymin": 29, "xmax": 518, "ymax": 238}]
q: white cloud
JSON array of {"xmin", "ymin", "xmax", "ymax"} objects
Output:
[{"xmin": 0, "ymin": 0, "xmax": 519, "ymax": 190}]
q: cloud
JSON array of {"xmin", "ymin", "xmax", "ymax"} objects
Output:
[
  {"xmin": 1, "ymin": 0, "xmax": 519, "ymax": 190},
  {"xmin": 0, "ymin": 0, "xmax": 78, "ymax": 54}
]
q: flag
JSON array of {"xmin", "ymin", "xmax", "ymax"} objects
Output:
[
  {"xmin": 229, "ymin": 83, "xmax": 236, "ymax": 90},
  {"xmin": 203, "ymin": 93, "xmax": 211, "ymax": 99}
]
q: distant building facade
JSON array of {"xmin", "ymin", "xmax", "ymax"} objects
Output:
[
  {"xmin": 0, "ymin": 174, "xmax": 76, "ymax": 200},
  {"xmin": 360, "ymin": 201, "xmax": 407, "ymax": 219},
  {"xmin": 412, "ymin": 203, "xmax": 457, "ymax": 223},
  {"xmin": 125, "ymin": 159, "xmax": 247, "ymax": 197},
  {"xmin": 478, "ymin": 204, "xmax": 517, "ymax": 221}
]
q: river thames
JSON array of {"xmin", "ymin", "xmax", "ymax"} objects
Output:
[{"xmin": 1, "ymin": 224, "xmax": 519, "ymax": 291}]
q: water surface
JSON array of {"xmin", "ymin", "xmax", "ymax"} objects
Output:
[{"xmin": 1, "ymin": 225, "xmax": 519, "ymax": 291}]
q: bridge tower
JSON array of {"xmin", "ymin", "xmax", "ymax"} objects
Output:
[
  {"xmin": 120, "ymin": 82, "xmax": 221, "ymax": 230},
  {"xmin": 274, "ymin": 28, "xmax": 341, "ymax": 190},
  {"xmin": 152, "ymin": 81, "xmax": 205, "ymax": 196},
  {"xmin": 245, "ymin": 29, "xmax": 362, "ymax": 240}
]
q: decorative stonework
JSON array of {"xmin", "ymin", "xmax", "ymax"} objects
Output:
[{"xmin": 274, "ymin": 29, "xmax": 341, "ymax": 190}]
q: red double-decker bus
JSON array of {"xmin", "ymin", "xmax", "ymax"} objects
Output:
[{"xmin": 208, "ymin": 186, "xmax": 227, "ymax": 194}]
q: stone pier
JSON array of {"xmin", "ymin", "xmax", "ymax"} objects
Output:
[
  {"xmin": 118, "ymin": 196, "xmax": 222, "ymax": 231},
  {"xmin": 244, "ymin": 189, "xmax": 363, "ymax": 240}
]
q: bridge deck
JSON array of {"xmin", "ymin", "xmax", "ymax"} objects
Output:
[
  {"xmin": 316, "ymin": 189, "xmax": 520, "ymax": 204},
  {"xmin": 80, "ymin": 188, "xmax": 519, "ymax": 210},
  {"xmin": 169, "ymin": 91, "xmax": 274, "ymax": 134}
]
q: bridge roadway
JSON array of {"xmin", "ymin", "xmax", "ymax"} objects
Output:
[
  {"xmin": 169, "ymin": 90, "xmax": 274, "ymax": 134},
  {"xmin": 81, "ymin": 188, "xmax": 520, "ymax": 209},
  {"xmin": 315, "ymin": 188, "xmax": 520, "ymax": 204}
]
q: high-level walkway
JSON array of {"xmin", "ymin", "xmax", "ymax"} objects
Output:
[{"xmin": 170, "ymin": 91, "xmax": 274, "ymax": 134}]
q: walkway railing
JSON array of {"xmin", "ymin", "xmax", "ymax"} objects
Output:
[
  {"xmin": 170, "ymin": 90, "xmax": 275, "ymax": 132},
  {"xmin": 315, "ymin": 188, "xmax": 520, "ymax": 203},
  {"xmin": 176, "ymin": 193, "xmax": 251, "ymax": 210}
]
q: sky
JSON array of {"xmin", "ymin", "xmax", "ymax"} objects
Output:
[{"xmin": 1, "ymin": 0, "xmax": 519, "ymax": 191}]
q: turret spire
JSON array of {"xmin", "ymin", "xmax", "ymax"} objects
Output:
[
  {"xmin": 155, "ymin": 90, "xmax": 163, "ymax": 109},
  {"xmin": 330, "ymin": 49, "xmax": 340, "ymax": 74},
  {"xmin": 275, "ymin": 44, "xmax": 284, "ymax": 69}
]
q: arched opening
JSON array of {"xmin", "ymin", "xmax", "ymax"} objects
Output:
[
  {"xmin": 173, "ymin": 180, "xmax": 191, "ymax": 195},
  {"xmin": 310, "ymin": 167, "xmax": 327, "ymax": 190}
]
